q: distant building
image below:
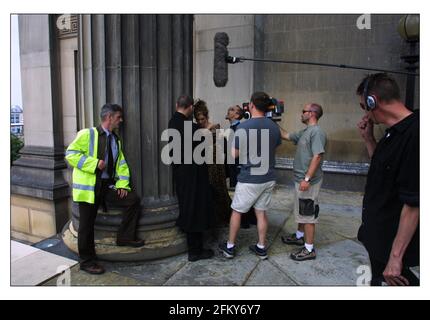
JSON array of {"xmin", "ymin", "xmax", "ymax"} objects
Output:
[{"xmin": 11, "ymin": 105, "xmax": 24, "ymax": 136}]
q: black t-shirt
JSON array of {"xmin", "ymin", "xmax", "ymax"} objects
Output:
[
  {"xmin": 358, "ymin": 111, "xmax": 419, "ymax": 267},
  {"xmin": 168, "ymin": 111, "xmax": 201, "ymax": 169}
]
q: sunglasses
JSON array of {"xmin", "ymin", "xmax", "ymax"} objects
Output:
[{"xmin": 302, "ymin": 110, "xmax": 313, "ymax": 114}]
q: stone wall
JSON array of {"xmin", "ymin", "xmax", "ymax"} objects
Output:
[
  {"xmin": 260, "ymin": 14, "xmax": 418, "ymax": 162},
  {"xmin": 194, "ymin": 15, "xmax": 256, "ymax": 128},
  {"xmin": 11, "ymin": 194, "xmax": 69, "ymax": 243},
  {"xmin": 193, "ymin": 14, "xmax": 419, "ymax": 190}
]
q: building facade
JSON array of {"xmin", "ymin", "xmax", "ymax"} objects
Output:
[
  {"xmin": 11, "ymin": 105, "xmax": 24, "ymax": 136},
  {"xmin": 11, "ymin": 14, "xmax": 418, "ymax": 260}
]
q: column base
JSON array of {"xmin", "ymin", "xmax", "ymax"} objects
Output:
[{"xmin": 61, "ymin": 220, "xmax": 187, "ymax": 262}]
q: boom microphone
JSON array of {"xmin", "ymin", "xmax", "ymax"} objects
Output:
[
  {"xmin": 213, "ymin": 32, "xmax": 229, "ymax": 87},
  {"xmin": 214, "ymin": 32, "xmax": 418, "ymax": 82}
]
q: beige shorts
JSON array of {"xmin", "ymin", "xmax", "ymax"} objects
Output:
[
  {"xmin": 294, "ymin": 179, "xmax": 322, "ymax": 224},
  {"xmin": 231, "ymin": 181, "xmax": 276, "ymax": 213}
]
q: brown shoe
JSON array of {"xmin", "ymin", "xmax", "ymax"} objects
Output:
[
  {"xmin": 281, "ymin": 233, "xmax": 305, "ymax": 246},
  {"xmin": 80, "ymin": 262, "xmax": 105, "ymax": 275},
  {"xmin": 116, "ymin": 238, "xmax": 146, "ymax": 248},
  {"xmin": 290, "ymin": 247, "xmax": 316, "ymax": 261}
]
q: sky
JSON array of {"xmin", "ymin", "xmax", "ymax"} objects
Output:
[{"xmin": 11, "ymin": 15, "xmax": 22, "ymax": 108}]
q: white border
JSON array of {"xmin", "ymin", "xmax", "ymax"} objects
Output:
[{"xmin": 2, "ymin": 0, "xmax": 428, "ymax": 300}]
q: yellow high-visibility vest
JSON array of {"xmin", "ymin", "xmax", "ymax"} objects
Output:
[{"xmin": 65, "ymin": 127, "xmax": 131, "ymax": 204}]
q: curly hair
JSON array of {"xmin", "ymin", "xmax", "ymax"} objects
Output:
[{"xmin": 193, "ymin": 99, "xmax": 209, "ymax": 120}]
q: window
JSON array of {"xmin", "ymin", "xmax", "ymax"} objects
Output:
[{"xmin": 11, "ymin": 114, "xmax": 20, "ymax": 124}]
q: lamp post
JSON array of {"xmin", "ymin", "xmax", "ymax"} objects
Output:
[{"xmin": 397, "ymin": 14, "xmax": 419, "ymax": 111}]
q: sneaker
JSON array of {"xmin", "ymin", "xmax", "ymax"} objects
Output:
[
  {"xmin": 188, "ymin": 249, "xmax": 214, "ymax": 262},
  {"xmin": 249, "ymin": 244, "xmax": 268, "ymax": 260},
  {"xmin": 281, "ymin": 233, "xmax": 305, "ymax": 246},
  {"xmin": 290, "ymin": 247, "xmax": 316, "ymax": 261},
  {"xmin": 218, "ymin": 242, "xmax": 235, "ymax": 259}
]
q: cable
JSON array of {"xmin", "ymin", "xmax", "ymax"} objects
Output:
[{"xmin": 230, "ymin": 56, "xmax": 419, "ymax": 77}]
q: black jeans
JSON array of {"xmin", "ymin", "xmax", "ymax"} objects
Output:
[
  {"xmin": 78, "ymin": 180, "xmax": 141, "ymax": 263},
  {"xmin": 370, "ymin": 257, "xmax": 420, "ymax": 286}
]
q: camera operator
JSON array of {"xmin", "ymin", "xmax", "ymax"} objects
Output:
[
  {"xmin": 219, "ymin": 92, "xmax": 281, "ymax": 260},
  {"xmin": 225, "ymin": 105, "xmax": 258, "ymax": 229},
  {"xmin": 279, "ymin": 103, "xmax": 326, "ymax": 262}
]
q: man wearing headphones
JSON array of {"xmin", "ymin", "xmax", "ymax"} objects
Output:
[{"xmin": 356, "ymin": 73, "xmax": 419, "ymax": 286}]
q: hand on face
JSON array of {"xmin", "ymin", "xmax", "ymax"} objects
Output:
[{"xmin": 357, "ymin": 114, "xmax": 375, "ymax": 142}]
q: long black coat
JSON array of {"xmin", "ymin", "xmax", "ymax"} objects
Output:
[{"xmin": 168, "ymin": 112, "xmax": 215, "ymax": 232}]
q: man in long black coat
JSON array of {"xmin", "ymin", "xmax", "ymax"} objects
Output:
[{"xmin": 168, "ymin": 95, "xmax": 215, "ymax": 261}]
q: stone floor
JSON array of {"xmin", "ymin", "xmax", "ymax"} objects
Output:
[
  {"xmin": 11, "ymin": 240, "xmax": 78, "ymax": 286},
  {"xmin": 37, "ymin": 185, "xmax": 379, "ymax": 286}
]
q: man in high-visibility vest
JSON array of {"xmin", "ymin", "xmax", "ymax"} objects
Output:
[{"xmin": 65, "ymin": 103, "xmax": 144, "ymax": 275}]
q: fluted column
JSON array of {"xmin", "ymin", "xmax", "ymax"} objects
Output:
[
  {"xmin": 78, "ymin": 14, "xmax": 94, "ymax": 128},
  {"xmin": 63, "ymin": 14, "xmax": 193, "ymax": 261}
]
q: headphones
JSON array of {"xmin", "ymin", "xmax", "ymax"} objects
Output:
[{"xmin": 363, "ymin": 76, "xmax": 378, "ymax": 111}]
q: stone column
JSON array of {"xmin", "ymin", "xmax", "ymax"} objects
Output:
[
  {"xmin": 62, "ymin": 14, "xmax": 194, "ymax": 261},
  {"xmin": 11, "ymin": 15, "xmax": 70, "ymax": 243}
]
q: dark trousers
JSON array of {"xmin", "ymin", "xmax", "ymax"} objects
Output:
[
  {"xmin": 78, "ymin": 180, "xmax": 141, "ymax": 263},
  {"xmin": 370, "ymin": 257, "xmax": 420, "ymax": 286},
  {"xmin": 227, "ymin": 164, "xmax": 239, "ymax": 188},
  {"xmin": 186, "ymin": 232, "xmax": 203, "ymax": 255}
]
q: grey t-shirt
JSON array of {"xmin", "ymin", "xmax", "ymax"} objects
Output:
[
  {"xmin": 289, "ymin": 125, "xmax": 327, "ymax": 184},
  {"xmin": 234, "ymin": 117, "xmax": 281, "ymax": 184}
]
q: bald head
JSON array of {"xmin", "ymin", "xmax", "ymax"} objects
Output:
[{"xmin": 307, "ymin": 103, "xmax": 323, "ymax": 120}]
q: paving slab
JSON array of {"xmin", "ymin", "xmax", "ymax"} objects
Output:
[
  {"xmin": 164, "ymin": 253, "xmax": 260, "ymax": 286},
  {"xmin": 245, "ymin": 260, "xmax": 298, "ymax": 286},
  {"xmin": 11, "ymin": 240, "xmax": 39, "ymax": 263},
  {"xmin": 11, "ymin": 249, "xmax": 78, "ymax": 286},
  {"xmin": 164, "ymin": 211, "xmax": 288, "ymax": 286},
  {"xmin": 270, "ymin": 239, "xmax": 370, "ymax": 286},
  {"xmin": 103, "ymin": 254, "xmax": 189, "ymax": 285},
  {"xmin": 42, "ymin": 264, "xmax": 145, "ymax": 286},
  {"xmin": 318, "ymin": 189, "xmax": 364, "ymax": 207}
]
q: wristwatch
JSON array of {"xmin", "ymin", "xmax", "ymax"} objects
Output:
[{"xmin": 304, "ymin": 176, "xmax": 311, "ymax": 182}]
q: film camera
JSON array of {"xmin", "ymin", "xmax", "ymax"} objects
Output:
[{"xmin": 242, "ymin": 98, "xmax": 285, "ymax": 122}]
